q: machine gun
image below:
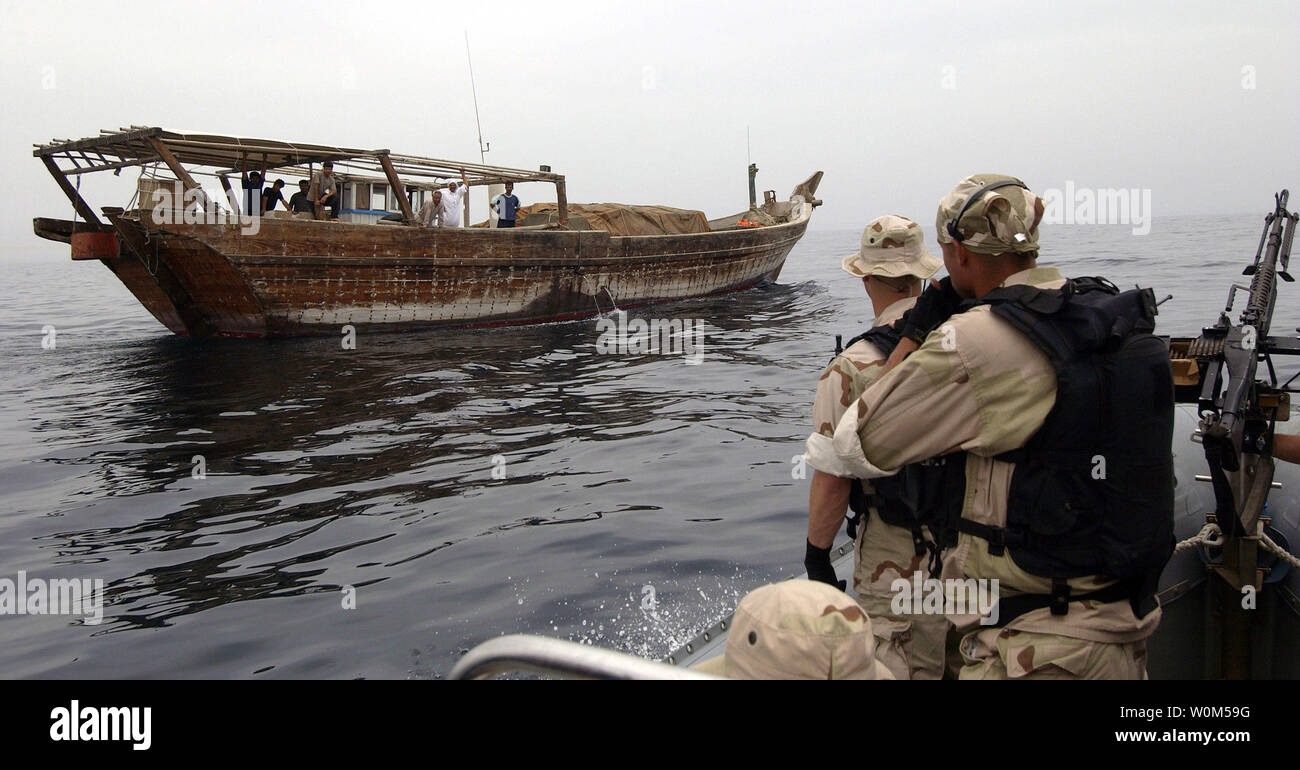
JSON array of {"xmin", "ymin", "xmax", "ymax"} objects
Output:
[{"xmin": 1169, "ymin": 189, "xmax": 1298, "ymax": 678}]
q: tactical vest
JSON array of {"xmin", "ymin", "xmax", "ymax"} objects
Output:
[
  {"xmin": 838, "ymin": 277, "xmax": 1176, "ymax": 621},
  {"xmin": 841, "ymin": 323, "xmax": 903, "ymax": 359},
  {"xmin": 838, "ymin": 323, "xmax": 963, "ymax": 565},
  {"xmin": 835, "ymin": 323, "xmax": 902, "ymax": 532}
]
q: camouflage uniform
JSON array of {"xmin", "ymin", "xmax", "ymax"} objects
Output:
[
  {"xmin": 695, "ymin": 579, "xmax": 896, "ymax": 679},
  {"xmin": 806, "ymin": 215, "xmax": 948, "ymax": 680},
  {"xmin": 829, "ymin": 175, "xmax": 1160, "ymax": 680}
]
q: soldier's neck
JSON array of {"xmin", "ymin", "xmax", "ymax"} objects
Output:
[
  {"xmin": 869, "ymin": 291, "xmax": 914, "ymax": 318},
  {"xmin": 973, "ymin": 259, "xmax": 1037, "ymax": 298}
]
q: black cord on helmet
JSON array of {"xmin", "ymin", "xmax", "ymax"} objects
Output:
[{"xmin": 946, "ymin": 179, "xmax": 1029, "ymax": 242}]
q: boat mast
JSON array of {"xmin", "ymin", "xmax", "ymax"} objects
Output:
[
  {"xmin": 747, "ymin": 126, "xmax": 757, "ymax": 211},
  {"xmin": 466, "ymin": 31, "xmax": 488, "ymax": 165},
  {"xmin": 466, "ymin": 30, "xmax": 489, "ymax": 225}
]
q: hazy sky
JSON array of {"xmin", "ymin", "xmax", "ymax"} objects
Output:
[{"xmin": 2, "ymin": 0, "xmax": 1297, "ymax": 258}]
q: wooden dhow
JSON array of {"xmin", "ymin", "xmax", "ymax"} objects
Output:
[{"xmin": 34, "ymin": 127, "xmax": 822, "ymax": 337}]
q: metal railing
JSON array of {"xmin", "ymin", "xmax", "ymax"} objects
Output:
[{"xmin": 448, "ymin": 634, "xmax": 722, "ymax": 680}]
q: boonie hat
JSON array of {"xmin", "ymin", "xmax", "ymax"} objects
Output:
[
  {"xmin": 695, "ymin": 580, "xmax": 895, "ymax": 680},
  {"xmin": 841, "ymin": 214, "xmax": 942, "ymax": 280}
]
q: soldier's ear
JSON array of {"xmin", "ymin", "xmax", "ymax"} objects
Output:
[{"xmin": 954, "ymin": 241, "xmax": 975, "ymax": 268}]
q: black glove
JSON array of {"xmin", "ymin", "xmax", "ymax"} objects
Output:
[
  {"xmin": 804, "ymin": 540, "xmax": 847, "ymax": 592},
  {"xmin": 899, "ymin": 276, "xmax": 964, "ymax": 344}
]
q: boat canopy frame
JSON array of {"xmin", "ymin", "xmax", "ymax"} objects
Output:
[{"xmin": 34, "ymin": 125, "xmax": 569, "ymax": 227}]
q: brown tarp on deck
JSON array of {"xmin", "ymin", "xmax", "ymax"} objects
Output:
[{"xmin": 475, "ymin": 203, "xmax": 712, "ymax": 235}]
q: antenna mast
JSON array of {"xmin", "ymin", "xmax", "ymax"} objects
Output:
[{"xmin": 466, "ymin": 30, "xmax": 488, "ymax": 164}]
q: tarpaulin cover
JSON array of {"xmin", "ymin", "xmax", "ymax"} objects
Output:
[{"xmin": 477, "ymin": 203, "xmax": 712, "ymax": 235}]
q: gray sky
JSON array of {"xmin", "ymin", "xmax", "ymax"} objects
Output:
[{"xmin": 2, "ymin": 0, "xmax": 1298, "ymax": 258}]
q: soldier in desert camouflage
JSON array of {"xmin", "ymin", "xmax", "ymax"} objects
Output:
[
  {"xmin": 803, "ymin": 214, "xmax": 949, "ymax": 680},
  {"xmin": 830, "ymin": 174, "xmax": 1175, "ymax": 679}
]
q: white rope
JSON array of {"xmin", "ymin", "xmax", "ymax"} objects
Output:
[
  {"xmin": 1174, "ymin": 523, "xmax": 1223, "ymax": 553},
  {"xmin": 1262, "ymin": 531, "xmax": 1300, "ymax": 570},
  {"xmin": 1174, "ymin": 522, "xmax": 1300, "ymax": 570},
  {"xmin": 126, "ymin": 166, "xmax": 143, "ymax": 211}
]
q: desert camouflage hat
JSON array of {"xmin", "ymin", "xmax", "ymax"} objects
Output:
[
  {"xmin": 694, "ymin": 579, "xmax": 895, "ymax": 680},
  {"xmin": 841, "ymin": 214, "xmax": 942, "ymax": 280},
  {"xmin": 936, "ymin": 173, "xmax": 1044, "ymax": 255}
]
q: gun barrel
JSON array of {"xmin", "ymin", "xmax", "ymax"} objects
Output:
[
  {"xmin": 1242, "ymin": 191, "xmax": 1291, "ymax": 337},
  {"xmin": 1280, "ymin": 204, "xmax": 1297, "ymax": 275}
]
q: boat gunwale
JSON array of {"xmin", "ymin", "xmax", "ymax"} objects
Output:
[{"xmin": 107, "ymin": 196, "xmax": 814, "ymax": 271}]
